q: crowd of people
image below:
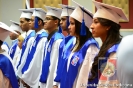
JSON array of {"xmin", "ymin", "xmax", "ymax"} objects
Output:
[{"xmin": 0, "ymin": 0, "xmax": 132, "ymax": 88}]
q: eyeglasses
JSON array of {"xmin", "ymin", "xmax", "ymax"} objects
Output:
[{"xmin": 44, "ymin": 17, "xmax": 55, "ymax": 21}]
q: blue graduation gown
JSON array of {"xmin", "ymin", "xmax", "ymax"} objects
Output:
[
  {"xmin": 17, "ymin": 31, "xmax": 35, "ymax": 69},
  {"xmin": 54, "ymin": 35, "xmax": 75, "ymax": 83},
  {"xmin": 40, "ymin": 32, "xmax": 64, "ymax": 83},
  {"xmin": 0, "ymin": 54, "xmax": 19, "ymax": 88},
  {"xmin": 60, "ymin": 38, "xmax": 99, "ymax": 88},
  {"xmin": 21, "ymin": 32, "xmax": 48, "ymax": 74}
]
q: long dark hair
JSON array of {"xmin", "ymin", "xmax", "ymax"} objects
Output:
[
  {"xmin": 73, "ymin": 19, "xmax": 93, "ymax": 52},
  {"xmin": 89, "ymin": 18, "xmax": 122, "ymax": 81},
  {"xmin": 0, "ymin": 40, "xmax": 3, "ymax": 46}
]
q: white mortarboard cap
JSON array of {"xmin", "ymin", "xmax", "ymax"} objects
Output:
[
  {"xmin": 93, "ymin": 0, "xmax": 128, "ymax": 24},
  {"xmin": 59, "ymin": 4, "xmax": 75, "ymax": 17},
  {"xmin": 70, "ymin": 0, "xmax": 93, "ymax": 29},
  {"xmin": 45, "ymin": 6, "xmax": 62, "ymax": 19},
  {"xmin": 32, "ymin": 8, "xmax": 47, "ymax": 20},
  {"xmin": 0, "ymin": 22, "xmax": 18, "ymax": 41},
  {"xmin": 10, "ymin": 20, "xmax": 22, "ymax": 33},
  {"xmin": 19, "ymin": 9, "xmax": 33, "ymax": 19}
]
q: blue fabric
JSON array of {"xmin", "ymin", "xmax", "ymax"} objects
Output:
[
  {"xmin": 40, "ymin": 32, "xmax": 64, "ymax": 83},
  {"xmin": 9, "ymin": 42, "xmax": 18, "ymax": 59},
  {"xmin": 60, "ymin": 38, "xmax": 99, "ymax": 88},
  {"xmin": 34, "ymin": 16, "xmax": 39, "ymax": 28},
  {"xmin": 17, "ymin": 31, "xmax": 35, "ymax": 69},
  {"xmin": 0, "ymin": 54, "xmax": 19, "ymax": 88},
  {"xmin": 58, "ymin": 26, "xmax": 62, "ymax": 33},
  {"xmin": 54, "ymin": 36, "xmax": 75, "ymax": 82},
  {"xmin": 22, "ymin": 32, "xmax": 48, "ymax": 74}
]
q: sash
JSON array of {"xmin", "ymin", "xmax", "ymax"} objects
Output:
[
  {"xmin": 9, "ymin": 42, "xmax": 18, "ymax": 59},
  {"xmin": 105, "ymin": 43, "xmax": 119, "ymax": 57},
  {"xmin": 22, "ymin": 32, "xmax": 48, "ymax": 74},
  {"xmin": 0, "ymin": 54, "xmax": 19, "ymax": 88},
  {"xmin": 60, "ymin": 38, "xmax": 99, "ymax": 88},
  {"xmin": 17, "ymin": 31, "xmax": 35, "ymax": 69},
  {"xmin": 54, "ymin": 36, "xmax": 75, "ymax": 82},
  {"xmin": 40, "ymin": 32, "xmax": 64, "ymax": 83}
]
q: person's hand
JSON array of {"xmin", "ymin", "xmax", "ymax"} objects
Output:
[
  {"xmin": 20, "ymin": 79, "xmax": 30, "ymax": 88},
  {"xmin": 53, "ymin": 85, "xmax": 58, "ymax": 88}
]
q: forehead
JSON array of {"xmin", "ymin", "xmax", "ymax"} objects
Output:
[
  {"xmin": 46, "ymin": 15, "xmax": 53, "ymax": 18},
  {"xmin": 31, "ymin": 16, "xmax": 35, "ymax": 19},
  {"xmin": 93, "ymin": 18, "xmax": 99, "ymax": 21},
  {"xmin": 69, "ymin": 17, "xmax": 74, "ymax": 21},
  {"xmin": 61, "ymin": 16, "xmax": 67, "ymax": 19},
  {"xmin": 20, "ymin": 18, "xmax": 26, "ymax": 22}
]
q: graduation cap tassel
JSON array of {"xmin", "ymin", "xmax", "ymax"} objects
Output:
[
  {"xmin": 58, "ymin": 25, "xmax": 62, "ymax": 33},
  {"xmin": 34, "ymin": 16, "xmax": 39, "ymax": 28},
  {"xmin": 80, "ymin": 19, "xmax": 86, "ymax": 35},
  {"xmin": 80, "ymin": 7, "xmax": 86, "ymax": 36}
]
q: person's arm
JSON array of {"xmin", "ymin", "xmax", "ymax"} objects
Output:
[
  {"xmin": 0, "ymin": 69, "xmax": 12, "ymax": 88},
  {"xmin": 75, "ymin": 44, "xmax": 99, "ymax": 88}
]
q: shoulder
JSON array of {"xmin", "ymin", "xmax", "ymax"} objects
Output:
[
  {"xmin": 0, "ymin": 54, "xmax": 11, "ymax": 66},
  {"xmin": 87, "ymin": 44, "xmax": 99, "ymax": 53}
]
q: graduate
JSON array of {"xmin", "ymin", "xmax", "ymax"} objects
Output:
[
  {"xmin": 20, "ymin": 8, "xmax": 48, "ymax": 88},
  {"xmin": 89, "ymin": 1, "xmax": 128, "ymax": 88},
  {"xmin": 16, "ymin": 9, "xmax": 35, "ymax": 88},
  {"xmin": 59, "ymin": 0, "xmax": 99, "ymax": 88},
  {"xmin": 117, "ymin": 35, "xmax": 133, "ymax": 88},
  {"xmin": 53, "ymin": 4, "xmax": 76, "ymax": 88},
  {"xmin": 0, "ymin": 22, "xmax": 19, "ymax": 88},
  {"xmin": 9, "ymin": 20, "xmax": 22, "ymax": 59},
  {"xmin": 39, "ymin": 6, "xmax": 64, "ymax": 88},
  {"xmin": 16, "ymin": 9, "xmax": 35, "ymax": 74}
]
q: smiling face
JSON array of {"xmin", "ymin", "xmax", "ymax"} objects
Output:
[{"xmin": 90, "ymin": 18, "xmax": 109, "ymax": 40}]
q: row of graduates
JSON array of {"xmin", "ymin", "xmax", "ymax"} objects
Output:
[{"xmin": 0, "ymin": 0, "xmax": 130, "ymax": 88}]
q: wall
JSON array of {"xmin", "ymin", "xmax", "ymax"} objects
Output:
[{"xmin": 0, "ymin": 0, "xmax": 24, "ymax": 46}]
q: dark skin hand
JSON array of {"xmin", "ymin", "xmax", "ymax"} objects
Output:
[{"xmin": 19, "ymin": 79, "xmax": 30, "ymax": 88}]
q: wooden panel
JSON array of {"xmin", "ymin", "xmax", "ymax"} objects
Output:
[
  {"xmin": 30, "ymin": 0, "xmax": 34, "ymax": 8},
  {"xmin": 33, "ymin": 0, "xmax": 62, "ymax": 10}
]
